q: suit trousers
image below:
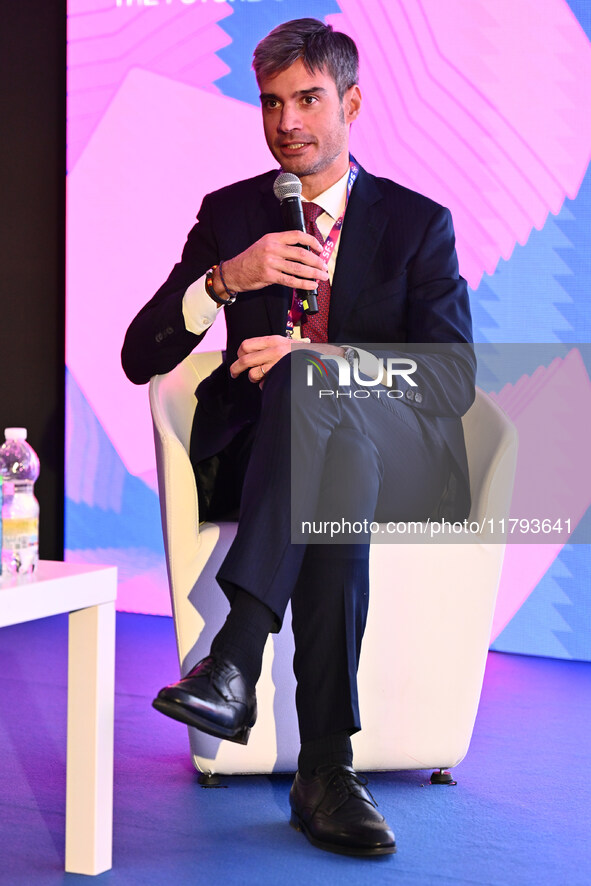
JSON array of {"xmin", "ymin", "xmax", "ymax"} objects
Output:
[{"xmin": 216, "ymin": 351, "xmax": 451, "ymax": 742}]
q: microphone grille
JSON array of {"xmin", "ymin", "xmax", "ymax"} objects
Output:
[{"xmin": 273, "ymin": 172, "xmax": 302, "ymax": 201}]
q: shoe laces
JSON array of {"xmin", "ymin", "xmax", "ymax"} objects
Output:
[
  {"xmin": 190, "ymin": 656, "xmax": 233, "ymax": 690},
  {"xmin": 198, "ymin": 655, "xmax": 233, "ymax": 679},
  {"xmin": 319, "ymin": 765, "xmax": 378, "ymax": 809}
]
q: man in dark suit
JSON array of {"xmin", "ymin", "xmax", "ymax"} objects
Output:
[{"xmin": 122, "ymin": 18, "xmax": 474, "ymax": 857}]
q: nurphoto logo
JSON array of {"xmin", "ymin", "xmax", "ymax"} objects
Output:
[{"xmin": 305, "ymin": 354, "xmax": 417, "ymax": 399}]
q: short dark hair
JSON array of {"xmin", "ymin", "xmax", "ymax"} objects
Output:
[{"xmin": 253, "ymin": 18, "xmax": 359, "ymax": 100}]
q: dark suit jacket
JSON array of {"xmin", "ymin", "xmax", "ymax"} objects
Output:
[{"xmin": 122, "ymin": 162, "xmax": 475, "ymax": 516}]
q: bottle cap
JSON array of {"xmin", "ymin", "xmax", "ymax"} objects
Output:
[{"xmin": 4, "ymin": 428, "xmax": 27, "ymax": 440}]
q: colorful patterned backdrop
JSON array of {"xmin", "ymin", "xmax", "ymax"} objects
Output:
[{"xmin": 66, "ymin": 0, "xmax": 591, "ymax": 660}]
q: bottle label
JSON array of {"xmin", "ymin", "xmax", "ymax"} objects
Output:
[
  {"xmin": 2, "ymin": 517, "xmax": 38, "ymax": 574},
  {"xmin": 3, "ymin": 517, "xmax": 39, "ymax": 546}
]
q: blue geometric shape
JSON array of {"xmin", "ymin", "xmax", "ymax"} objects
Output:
[
  {"xmin": 65, "ymin": 369, "xmax": 163, "ymax": 554},
  {"xmin": 491, "ymin": 556, "xmax": 574, "ymax": 660},
  {"xmin": 469, "ymin": 213, "xmax": 574, "ymax": 345},
  {"xmin": 66, "ymin": 482, "xmax": 163, "ymax": 554},
  {"xmin": 567, "ymin": 0, "xmax": 591, "ymax": 40},
  {"xmin": 554, "ymin": 162, "xmax": 591, "ymax": 345},
  {"xmin": 553, "ymin": 544, "xmax": 591, "ymax": 662},
  {"xmin": 468, "ymin": 277, "xmax": 500, "ymax": 345},
  {"xmin": 215, "ymin": 0, "xmax": 341, "ymax": 107}
]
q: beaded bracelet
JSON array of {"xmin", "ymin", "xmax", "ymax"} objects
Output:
[
  {"xmin": 218, "ymin": 261, "xmax": 239, "ymax": 299},
  {"xmin": 205, "ymin": 265, "xmax": 236, "ymax": 306}
]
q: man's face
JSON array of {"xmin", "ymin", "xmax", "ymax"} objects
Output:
[{"xmin": 259, "ymin": 58, "xmax": 361, "ymax": 198}]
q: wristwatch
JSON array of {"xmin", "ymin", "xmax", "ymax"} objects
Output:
[{"xmin": 342, "ymin": 346, "xmax": 357, "ymax": 369}]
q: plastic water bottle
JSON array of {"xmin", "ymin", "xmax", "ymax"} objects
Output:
[{"xmin": 0, "ymin": 428, "xmax": 40, "ymax": 575}]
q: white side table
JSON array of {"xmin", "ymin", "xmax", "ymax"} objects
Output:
[{"xmin": 0, "ymin": 560, "xmax": 117, "ymax": 875}]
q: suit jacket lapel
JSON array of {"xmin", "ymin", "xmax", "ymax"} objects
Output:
[{"xmin": 328, "ymin": 165, "xmax": 387, "ymax": 342}]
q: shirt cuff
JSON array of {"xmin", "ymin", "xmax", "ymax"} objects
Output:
[{"xmin": 182, "ymin": 274, "xmax": 220, "ymax": 335}]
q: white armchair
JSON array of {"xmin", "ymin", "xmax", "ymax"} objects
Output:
[{"xmin": 149, "ymin": 352, "xmax": 517, "ymax": 777}]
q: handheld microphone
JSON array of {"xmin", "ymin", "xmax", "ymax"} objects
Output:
[{"xmin": 273, "ymin": 172, "xmax": 319, "ymax": 315}]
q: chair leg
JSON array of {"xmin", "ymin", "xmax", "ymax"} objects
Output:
[
  {"xmin": 430, "ymin": 769, "xmax": 457, "ymax": 785},
  {"xmin": 197, "ymin": 772, "xmax": 225, "ymax": 788}
]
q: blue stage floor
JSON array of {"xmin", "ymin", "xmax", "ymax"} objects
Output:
[{"xmin": 1, "ymin": 611, "xmax": 590, "ymax": 885}]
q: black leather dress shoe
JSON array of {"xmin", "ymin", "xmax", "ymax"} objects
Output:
[
  {"xmin": 152, "ymin": 656, "xmax": 257, "ymax": 745},
  {"xmin": 289, "ymin": 765, "xmax": 396, "ymax": 857}
]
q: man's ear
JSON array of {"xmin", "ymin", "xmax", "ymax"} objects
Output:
[{"xmin": 343, "ymin": 85, "xmax": 362, "ymax": 124}]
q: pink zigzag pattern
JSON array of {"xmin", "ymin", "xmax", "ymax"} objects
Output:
[
  {"xmin": 328, "ymin": 0, "xmax": 591, "ymax": 287},
  {"xmin": 67, "ymin": 0, "xmax": 233, "ymax": 171},
  {"xmin": 488, "ymin": 348, "xmax": 591, "ymax": 640}
]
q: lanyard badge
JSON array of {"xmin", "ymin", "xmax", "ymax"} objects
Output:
[{"xmin": 286, "ymin": 160, "xmax": 359, "ymax": 337}]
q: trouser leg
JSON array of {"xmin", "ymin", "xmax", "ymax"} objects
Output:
[
  {"xmin": 291, "ymin": 544, "xmax": 370, "ymax": 742},
  {"xmin": 291, "ymin": 423, "xmax": 382, "ymax": 741}
]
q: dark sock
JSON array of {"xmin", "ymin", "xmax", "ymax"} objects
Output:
[
  {"xmin": 298, "ymin": 732, "xmax": 353, "ymax": 779},
  {"xmin": 210, "ymin": 589, "xmax": 276, "ymax": 689}
]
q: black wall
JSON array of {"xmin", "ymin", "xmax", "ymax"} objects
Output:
[{"xmin": 1, "ymin": 1, "xmax": 66, "ymax": 559}]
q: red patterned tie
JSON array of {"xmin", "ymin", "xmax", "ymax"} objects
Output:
[{"xmin": 301, "ymin": 202, "xmax": 330, "ymax": 343}]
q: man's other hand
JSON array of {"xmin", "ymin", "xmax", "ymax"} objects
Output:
[
  {"xmin": 230, "ymin": 336, "xmax": 344, "ymax": 386},
  {"xmin": 230, "ymin": 335, "xmax": 293, "ymax": 384}
]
